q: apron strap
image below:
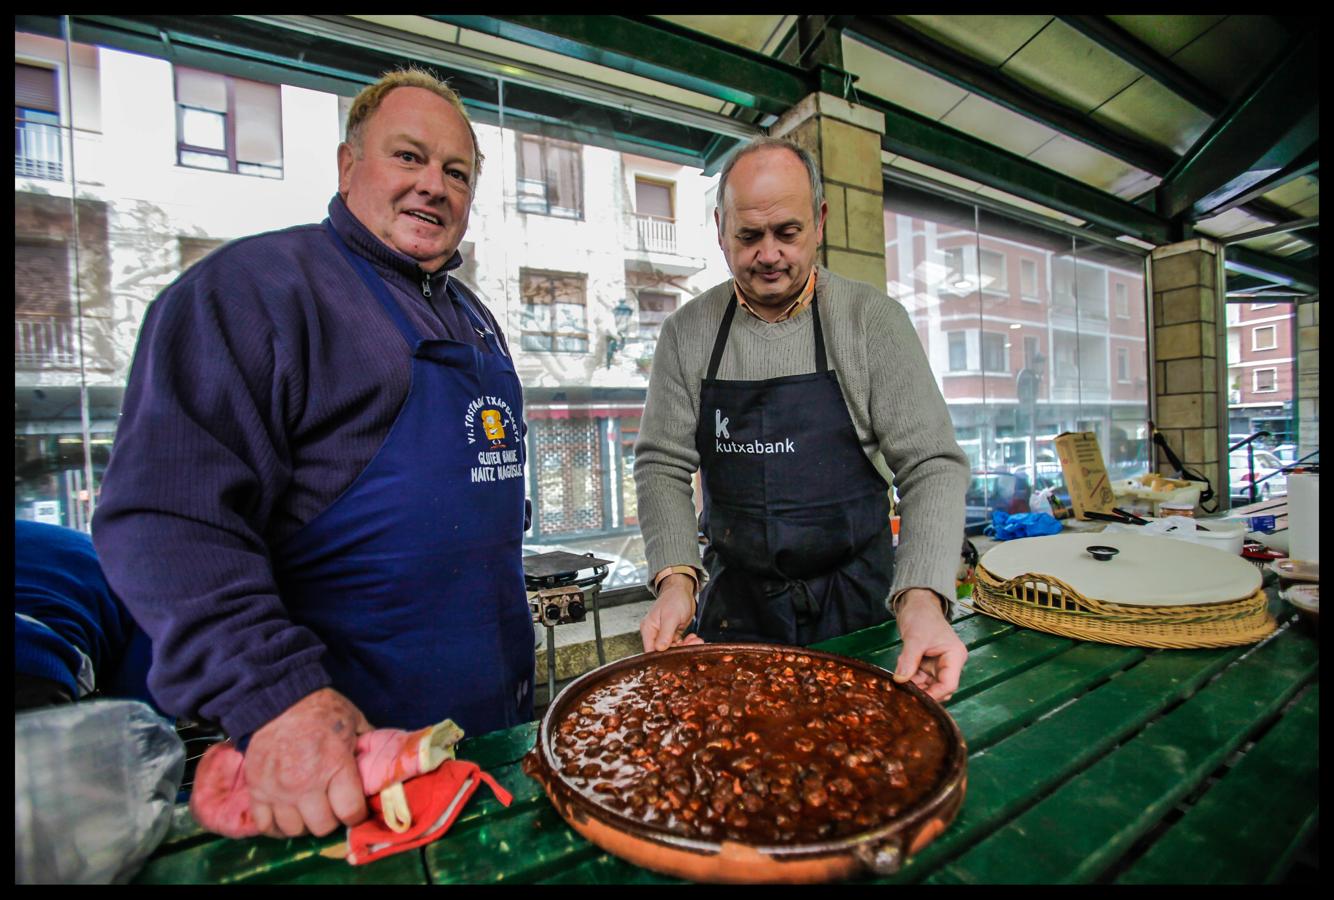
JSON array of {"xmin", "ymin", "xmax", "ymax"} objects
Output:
[
  {"xmin": 705, "ymin": 286, "xmax": 829, "ymax": 380},
  {"xmin": 811, "ymin": 294, "xmax": 828, "ymax": 374},
  {"xmin": 705, "ymin": 294, "xmax": 740, "ymax": 381},
  {"xmin": 323, "ymin": 221, "xmax": 423, "ymax": 351}
]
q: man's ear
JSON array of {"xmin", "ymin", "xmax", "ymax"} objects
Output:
[
  {"xmin": 714, "ymin": 206, "xmax": 723, "ymax": 249},
  {"xmin": 815, "ymin": 200, "xmax": 828, "ymax": 245},
  {"xmin": 336, "ymin": 142, "xmax": 355, "ymax": 198}
]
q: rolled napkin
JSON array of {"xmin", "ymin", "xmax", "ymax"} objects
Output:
[{"xmin": 190, "ymin": 719, "xmax": 464, "ymax": 839}]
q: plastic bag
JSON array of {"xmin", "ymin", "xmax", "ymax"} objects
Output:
[
  {"xmin": 15, "ymin": 700, "xmax": 185, "ymax": 884},
  {"xmin": 1028, "ymin": 487, "xmax": 1054, "ymax": 517},
  {"xmin": 985, "ymin": 510, "xmax": 1064, "ymax": 541}
]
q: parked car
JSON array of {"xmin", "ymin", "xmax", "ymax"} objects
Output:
[
  {"xmin": 964, "ymin": 470, "xmax": 1031, "ymax": 536},
  {"xmin": 1272, "ymin": 443, "xmax": 1300, "ymax": 466},
  {"xmin": 1229, "ymin": 448, "xmax": 1288, "ymax": 502}
]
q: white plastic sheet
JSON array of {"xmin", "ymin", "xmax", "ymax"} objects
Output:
[{"xmin": 15, "ymin": 700, "xmax": 185, "ymax": 883}]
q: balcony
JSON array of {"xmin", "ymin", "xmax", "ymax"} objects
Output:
[
  {"xmin": 632, "ymin": 213, "xmax": 677, "ymax": 254},
  {"xmin": 16, "ymin": 317, "xmax": 79, "ymax": 369},
  {"xmin": 15, "ymin": 120, "xmax": 64, "ymax": 181}
]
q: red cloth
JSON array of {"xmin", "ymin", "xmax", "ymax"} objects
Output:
[
  {"xmin": 189, "ymin": 721, "xmax": 472, "ymax": 841},
  {"xmin": 345, "ymin": 759, "xmax": 512, "ymax": 866}
]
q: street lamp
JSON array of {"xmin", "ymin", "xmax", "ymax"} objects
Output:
[{"xmin": 605, "ymin": 298, "xmax": 635, "ymax": 368}]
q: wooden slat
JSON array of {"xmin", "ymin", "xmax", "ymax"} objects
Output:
[
  {"xmin": 1114, "ymin": 684, "xmax": 1320, "ymax": 884},
  {"xmin": 921, "ymin": 625, "xmax": 1318, "ymax": 883},
  {"xmin": 948, "ymin": 642, "xmax": 1146, "ymax": 751},
  {"xmin": 134, "ymin": 830, "xmax": 427, "ymax": 884},
  {"xmin": 425, "ymin": 802, "xmax": 603, "ymax": 883},
  {"xmin": 872, "ymin": 641, "xmax": 1250, "ymax": 883}
]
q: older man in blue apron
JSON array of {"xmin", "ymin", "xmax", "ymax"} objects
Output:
[
  {"xmin": 635, "ymin": 137, "xmax": 969, "ymax": 701},
  {"xmin": 94, "ymin": 72, "xmax": 531, "ymax": 841}
]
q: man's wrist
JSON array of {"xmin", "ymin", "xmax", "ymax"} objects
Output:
[{"xmin": 891, "ymin": 587, "xmax": 950, "ymax": 620}]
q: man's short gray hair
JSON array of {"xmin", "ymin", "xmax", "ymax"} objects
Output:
[{"xmin": 716, "ymin": 137, "xmax": 824, "ymax": 230}]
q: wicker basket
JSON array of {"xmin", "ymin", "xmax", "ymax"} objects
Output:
[{"xmin": 970, "ymin": 564, "xmax": 1277, "ymax": 649}]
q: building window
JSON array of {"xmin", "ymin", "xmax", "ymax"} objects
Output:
[
  {"xmin": 178, "ymin": 236, "xmax": 226, "ymax": 272},
  {"xmin": 980, "ymin": 248, "xmax": 1006, "ymax": 293},
  {"xmin": 981, "ymin": 332, "xmax": 1007, "ymax": 373},
  {"xmin": 15, "ymin": 63, "xmax": 63, "ymax": 180},
  {"xmin": 942, "ymin": 246, "xmax": 968, "ymax": 289},
  {"xmin": 1253, "ymin": 368, "xmax": 1277, "ymax": 393},
  {"xmin": 1020, "ymin": 258, "xmax": 1039, "ymax": 299},
  {"xmin": 174, "ymin": 67, "xmax": 283, "ymax": 178},
  {"xmin": 15, "ymin": 237, "xmax": 76, "ymax": 369},
  {"xmin": 1023, "ymin": 335, "xmax": 1040, "ymax": 370},
  {"xmin": 520, "ymin": 269, "xmax": 588, "ymax": 352},
  {"xmin": 1250, "ymin": 302, "xmax": 1277, "ymax": 311},
  {"xmin": 517, "ymin": 135, "xmax": 583, "ymax": 218},
  {"xmin": 636, "ymin": 290, "xmax": 677, "ymax": 345},
  {"xmin": 633, "ymin": 177, "xmax": 676, "ymax": 252},
  {"xmin": 1251, "ymin": 324, "xmax": 1277, "ymax": 351},
  {"xmin": 948, "ymin": 332, "xmax": 968, "ymax": 371},
  {"xmin": 1115, "ymin": 282, "xmax": 1129, "ymax": 318},
  {"xmin": 1117, "ymin": 347, "xmax": 1131, "ymax": 383}
]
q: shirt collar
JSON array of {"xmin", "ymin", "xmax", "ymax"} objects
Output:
[{"xmin": 734, "ymin": 269, "xmax": 818, "ymax": 323}]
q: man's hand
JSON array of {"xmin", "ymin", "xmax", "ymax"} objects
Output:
[
  {"xmin": 640, "ymin": 574, "xmax": 705, "ymax": 652},
  {"xmin": 242, "ymin": 687, "xmax": 372, "ymax": 839},
  {"xmin": 892, "ymin": 588, "xmax": 967, "ymax": 702}
]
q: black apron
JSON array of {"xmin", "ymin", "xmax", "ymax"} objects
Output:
[{"xmin": 693, "ymin": 292, "xmax": 895, "ymax": 645}]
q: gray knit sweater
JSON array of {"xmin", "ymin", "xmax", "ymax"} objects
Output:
[{"xmin": 633, "ymin": 267, "xmax": 969, "ymax": 608}]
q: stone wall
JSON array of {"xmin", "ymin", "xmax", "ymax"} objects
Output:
[
  {"xmin": 771, "ymin": 93, "xmax": 888, "ymax": 289},
  {"xmin": 1149, "ymin": 239, "xmax": 1223, "ymax": 507}
]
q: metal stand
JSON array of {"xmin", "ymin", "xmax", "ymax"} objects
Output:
[{"xmin": 522, "ymin": 550, "xmax": 613, "ymax": 705}]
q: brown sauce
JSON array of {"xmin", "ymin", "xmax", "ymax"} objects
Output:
[{"xmin": 549, "ymin": 649, "xmax": 949, "ymax": 845}]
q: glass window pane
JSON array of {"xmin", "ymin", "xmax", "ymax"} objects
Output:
[
  {"xmin": 181, "ymin": 107, "xmax": 226, "ymax": 150},
  {"xmin": 179, "ymin": 149, "xmax": 229, "ymax": 171}
]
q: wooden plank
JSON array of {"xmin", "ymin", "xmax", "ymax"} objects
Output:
[
  {"xmin": 948, "ymin": 643, "xmax": 1146, "ymax": 751},
  {"xmin": 134, "ymin": 831, "xmax": 426, "ymax": 884},
  {"xmin": 1114, "ymin": 684, "xmax": 1320, "ymax": 884},
  {"xmin": 539, "ymin": 851, "xmax": 682, "ymax": 884},
  {"xmin": 922, "ymin": 625, "xmax": 1319, "ymax": 883},
  {"xmin": 871, "ymin": 642, "xmax": 1250, "ymax": 883},
  {"xmin": 425, "ymin": 802, "xmax": 603, "ymax": 883}
]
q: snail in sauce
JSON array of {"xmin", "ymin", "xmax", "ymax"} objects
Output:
[{"xmin": 550, "ymin": 649, "xmax": 950, "ymax": 845}]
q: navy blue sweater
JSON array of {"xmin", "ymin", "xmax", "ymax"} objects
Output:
[{"xmin": 92, "ymin": 196, "xmax": 509, "ymax": 739}]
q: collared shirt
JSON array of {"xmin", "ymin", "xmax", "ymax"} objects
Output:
[{"xmin": 734, "ymin": 269, "xmax": 818, "ymax": 323}]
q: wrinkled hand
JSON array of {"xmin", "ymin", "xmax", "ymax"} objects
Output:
[
  {"xmin": 242, "ymin": 687, "xmax": 372, "ymax": 839},
  {"xmin": 892, "ymin": 589, "xmax": 967, "ymax": 702},
  {"xmin": 640, "ymin": 574, "xmax": 705, "ymax": 652}
]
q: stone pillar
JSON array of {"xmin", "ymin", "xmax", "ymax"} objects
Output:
[
  {"xmin": 1296, "ymin": 299, "xmax": 1319, "ymax": 458},
  {"xmin": 770, "ymin": 92, "xmax": 887, "ymax": 289},
  {"xmin": 1149, "ymin": 238, "xmax": 1224, "ymax": 508}
]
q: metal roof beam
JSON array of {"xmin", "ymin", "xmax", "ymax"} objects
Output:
[
  {"xmin": 1156, "ymin": 35, "xmax": 1318, "ymax": 222},
  {"xmin": 1224, "ymin": 246, "xmax": 1319, "ymax": 294},
  {"xmin": 859, "ymin": 93, "xmax": 1173, "ymax": 245},
  {"xmin": 1198, "ymin": 144, "xmax": 1319, "ymax": 222},
  {"xmin": 847, "ymin": 16, "xmax": 1177, "ymax": 178},
  {"xmin": 1056, "ymin": 15, "xmax": 1226, "ymax": 118},
  {"xmin": 429, "ymin": 15, "xmax": 817, "ymax": 116}
]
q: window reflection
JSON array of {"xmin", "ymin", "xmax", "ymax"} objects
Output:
[{"xmin": 884, "ymin": 183, "xmax": 1150, "ymax": 534}]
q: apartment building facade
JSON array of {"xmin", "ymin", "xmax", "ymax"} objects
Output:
[
  {"xmin": 15, "ymin": 34, "xmax": 725, "ymax": 551},
  {"xmin": 1225, "ymin": 302, "xmax": 1296, "ymax": 444}
]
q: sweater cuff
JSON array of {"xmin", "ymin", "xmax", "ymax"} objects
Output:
[
  {"xmin": 220, "ymin": 662, "xmax": 333, "ymax": 743},
  {"xmin": 888, "ymin": 587, "xmax": 953, "ymax": 620}
]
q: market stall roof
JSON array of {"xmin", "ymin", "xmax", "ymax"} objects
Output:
[{"xmin": 16, "ymin": 14, "xmax": 1317, "ymax": 296}]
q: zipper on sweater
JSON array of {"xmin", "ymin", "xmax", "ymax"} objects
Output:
[{"xmin": 421, "ymin": 274, "xmax": 432, "ymax": 298}]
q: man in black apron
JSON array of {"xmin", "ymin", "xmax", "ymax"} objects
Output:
[{"xmin": 636, "ymin": 138, "xmax": 968, "ymax": 703}]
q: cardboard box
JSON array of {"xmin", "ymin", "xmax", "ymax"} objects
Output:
[{"xmin": 1054, "ymin": 431, "xmax": 1117, "ymax": 519}]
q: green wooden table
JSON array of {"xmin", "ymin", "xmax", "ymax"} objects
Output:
[{"xmin": 135, "ymin": 589, "xmax": 1318, "ymax": 884}]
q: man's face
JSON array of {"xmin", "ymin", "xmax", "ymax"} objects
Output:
[
  {"xmin": 716, "ymin": 147, "xmax": 827, "ymax": 311},
  {"xmin": 337, "ymin": 87, "xmax": 476, "ymax": 273}
]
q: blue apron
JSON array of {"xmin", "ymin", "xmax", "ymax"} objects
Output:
[
  {"xmin": 694, "ymin": 292, "xmax": 894, "ymax": 645},
  {"xmin": 271, "ymin": 223, "xmax": 534, "ymax": 735}
]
